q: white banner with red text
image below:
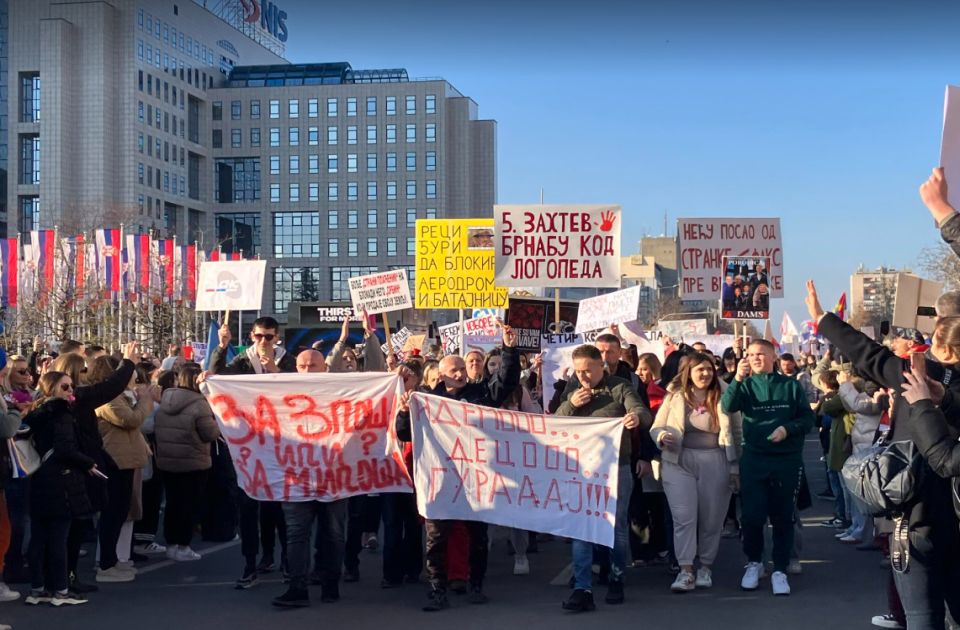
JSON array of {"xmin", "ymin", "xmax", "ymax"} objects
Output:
[
  {"xmin": 203, "ymin": 373, "xmax": 411, "ymax": 502},
  {"xmin": 409, "ymin": 392, "xmax": 623, "ymax": 547}
]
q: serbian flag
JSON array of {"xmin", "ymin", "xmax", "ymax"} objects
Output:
[
  {"xmin": 95, "ymin": 228, "xmax": 121, "ymax": 294},
  {"xmin": 157, "ymin": 239, "xmax": 174, "ymax": 298},
  {"xmin": 0, "ymin": 238, "xmax": 17, "ymax": 307},
  {"xmin": 75, "ymin": 234, "xmax": 85, "ymax": 298},
  {"xmin": 126, "ymin": 234, "xmax": 150, "ymax": 298},
  {"xmin": 186, "ymin": 244, "xmax": 197, "ymax": 302},
  {"xmin": 173, "ymin": 244, "xmax": 183, "ymax": 301},
  {"xmin": 208, "ymin": 248, "xmax": 220, "ymax": 262},
  {"xmin": 31, "ymin": 230, "xmax": 55, "ymax": 291},
  {"xmin": 833, "ymin": 292, "xmax": 847, "ymax": 322},
  {"xmin": 231, "ymin": 251, "xmax": 242, "ymax": 261}
]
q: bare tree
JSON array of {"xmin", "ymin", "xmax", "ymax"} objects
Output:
[{"xmin": 919, "ymin": 241, "xmax": 960, "ymax": 291}]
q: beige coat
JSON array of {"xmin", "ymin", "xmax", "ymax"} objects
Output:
[
  {"xmin": 97, "ymin": 392, "xmax": 152, "ymax": 470},
  {"xmin": 650, "ymin": 386, "xmax": 743, "ymax": 474}
]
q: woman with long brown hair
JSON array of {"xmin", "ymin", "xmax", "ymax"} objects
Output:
[{"xmin": 650, "ymin": 352, "xmax": 742, "ymax": 593}]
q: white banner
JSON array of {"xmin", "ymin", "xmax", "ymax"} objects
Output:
[
  {"xmin": 347, "ymin": 269, "xmax": 412, "ymax": 315},
  {"xmin": 677, "ymin": 218, "xmax": 783, "ymax": 300},
  {"xmin": 196, "ymin": 260, "xmax": 267, "ymax": 311},
  {"xmin": 410, "ymin": 393, "xmax": 623, "ymax": 546},
  {"xmin": 494, "ymin": 205, "xmax": 622, "ymax": 288},
  {"xmin": 941, "ymin": 86, "xmax": 960, "ymax": 212},
  {"xmin": 575, "ymin": 286, "xmax": 641, "ymax": 333},
  {"xmin": 203, "ymin": 373, "xmax": 412, "ymax": 501},
  {"xmin": 657, "ymin": 319, "xmax": 708, "ymax": 338}
]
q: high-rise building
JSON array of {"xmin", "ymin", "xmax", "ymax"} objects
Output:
[
  {"xmin": 7, "ymin": 0, "xmax": 496, "ymax": 323},
  {"xmin": 850, "ymin": 264, "xmax": 901, "ymax": 320}
]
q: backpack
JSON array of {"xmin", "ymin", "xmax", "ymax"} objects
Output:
[{"xmin": 841, "ymin": 440, "xmax": 925, "ymax": 518}]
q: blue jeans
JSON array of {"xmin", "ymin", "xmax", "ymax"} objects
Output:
[
  {"xmin": 572, "ymin": 464, "xmax": 633, "ymax": 590},
  {"xmin": 282, "ymin": 500, "xmax": 347, "ymax": 590},
  {"xmin": 826, "ymin": 470, "xmax": 846, "ymax": 521}
]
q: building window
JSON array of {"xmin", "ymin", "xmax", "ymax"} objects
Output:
[
  {"xmin": 308, "ymin": 98, "xmax": 318, "ymax": 118},
  {"xmin": 347, "ymin": 126, "xmax": 357, "ymax": 145},
  {"xmin": 308, "ymin": 126, "xmax": 319, "ymax": 145},
  {"xmin": 138, "ymin": 132, "xmax": 145, "ymax": 153},
  {"xmin": 426, "ymin": 151, "xmax": 436, "ymax": 171},
  {"xmin": 347, "ymin": 182, "xmax": 358, "ymax": 201},
  {"xmin": 367, "ymin": 209, "xmax": 378, "ymax": 228},
  {"xmin": 327, "ymin": 154, "xmax": 338, "ymax": 173},
  {"xmin": 289, "ymin": 183, "xmax": 300, "ymax": 202},
  {"xmin": 327, "ymin": 98, "xmax": 337, "ymax": 117},
  {"xmin": 426, "ymin": 180, "xmax": 437, "ymax": 199},
  {"xmin": 386, "ymin": 124, "xmax": 397, "ymax": 144},
  {"xmin": 289, "ymin": 155, "xmax": 300, "ymax": 174},
  {"xmin": 269, "ymin": 99, "xmax": 280, "ymax": 118},
  {"xmin": 138, "ymin": 162, "xmax": 145, "ymax": 184},
  {"xmin": 348, "ymin": 209, "xmax": 358, "ymax": 229},
  {"xmin": 367, "ymin": 153, "xmax": 377, "ymax": 172},
  {"xmin": 309, "ymin": 154, "xmax": 320, "ymax": 174},
  {"xmin": 387, "ymin": 181, "xmax": 398, "ymax": 200},
  {"xmin": 270, "ymin": 128, "xmax": 280, "ymax": 147},
  {"xmin": 405, "ymin": 95, "xmax": 416, "ymax": 115},
  {"xmin": 406, "ymin": 237, "xmax": 416, "ymax": 256},
  {"xmin": 386, "ymin": 152, "xmax": 397, "ymax": 172},
  {"xmin": 19, "ymin": 197, "xmax": 40, "ymax": 234},
  {"xmin": 212, "ymin": 101, "xmax": 222, "ymax": 121},
  {"xmin": 426, "ymin": 207, "xmax": 437, "ymax": 219},
  {"xmin": 347, "ymin": 154, "xmax": 358, "ymax": 173},
  {"xmin": 426, "ymin": 123, "xmax": 436, "ymax": 143},
  {"xmin": 214, "ymin": 158, "xmax": 261, "ymax": 203},
  {"xmin": 19, "ymin": 74, "xmax": 40, "ymax": 122},
  {"xmin": 289, "ymin": 127, "xmax": 300, "ymax": 146},
  {"xmin": 328, "ymin": 238, "xmax": 339, "ymax": 257},
  {"xmin": 231, "ymin": 100, "xmax": 241, "ymax": 120},
  {"xmin": 288, "ymin": 99, "xmax": 299, "ymax": 118},
  {"xmin": 212, "ymin": 129, "xmax": 222, "ymax": 148},
  {"xmin": 327, "ymin": 126, "xmax": 338, "ymax": 145},
  {"xmin": 250, "ymin": 127, "xmax": 261, "ymax": 147},
  {"xmin": 138, "ymin": 101, "xmax": 144, "ymax": 121},
  {"xmin": 270, "ymin": 155, "xmax": 280, "ymax": 175},
  {"xmin": 347, "ymin": 238, "xmax": 358, "ymax": 257},
  {"xmin": 366, "ymin": 96, "xmax": 377, "ymax": 116},
  {"xmin": 406, "ymin": 208, "xmax": 417, "ymax": 225},
  {"xmin": 426, "ymin": 94, "xmax": 436, "ymax": 114},
  {"xmin": 331, "ymin": 266, "xmax": 378, "ymax": 300},
  {"xmin": 273, "ymin": 267, "xmax": 323, "ymax": 312},
  {"xmin": 328, "ymin": 210, "xmax": 339, "ymax": 229},
  {"xmin": 406, "ymin": 152, "xmax": 416, "ymax": 171},
  {"xmin": 367, "ymin": 238, "xmax": 378, "ymax": 256},
  {"xmin": 215, "ymin": 212, "xmax": 261, "ymax": 256},
  {"xmin": 366, "ymin": 125, "xmax": 377, "ymax": 144},
  {"xmin": 309, "ymin": 182, "xmax": 319, "ymax": 201},
  {"xmin": 386, "ymin": 96, "xmax": 396, "ymax": 116},
  {"xmin": 270, "ymin": 183, "xmax": 280, "ymax": 202},
  {"xmin": 231, "ymin": 129, "xmax": 241, "ymax": 148},
  {"xmin": 387, "ymin": 237, "xmax": 397, "ymax": 256},
  {"xmin": 328, "ymin": 182, "xmax": 338, "ymax": 201},
  {"xmin": 250, "ymin": 99, "xmax": 261, "ymax": 119},
  {"xmin": 346, "ymin": 97, "xmax": 357, "ymax": 117},
  {"xmin": 273, "ymin": 212, "xmax": 320, "ymax": 258},
  {"xmin": 386, "ymin": 208, "xmax": 397, "ymax": 228},
  {"xmin": 367, "ymin": 182, "xmax": 377, "ymax": 200},
  {"xmin": 406, "ymin": 124, "xmax": 416, "ymax": 143},
  {"xmin": 406, "ymin": 180, "xmax": 416, "ymax": 199}
]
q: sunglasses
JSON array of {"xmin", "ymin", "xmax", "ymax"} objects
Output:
[
  {"xmin": 60, "ymin": 383, "xmax": 74, "ymax": 392},
  {"xmin": 253, "ymin": 333, "xmax": 276, "ymax": 342}
]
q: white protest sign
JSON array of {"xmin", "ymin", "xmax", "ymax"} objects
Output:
[
  {"xmin": 462, "ymin": 335, "xmax": 501, "ymax": 356},
  {"xmin": 382, "ymin": 326, "xmax": 411, "ymax": 355},
  {"xmin": 677, "ymin": 218, "xmax": 783, "ymax": 300},
  {"xmin": 438, "ymin": 322, "xmax": 461, "ymax": 355},
  {"xmin": 941, "ymin": 86, "xmax": 960, "ymax": 213},
  {"xmin": 657, "ymin": 319, "xmax": 708, "ymax": 338},
  {"xmin": 203, "ymin": 373, "xmax": 411, "ymax": 501},
  {"xmin": 463, "ymin": 314, "xmax": 499, "ymax": 337},
  {"xmin": 410, "ymin": 393, "xmax": 623, "ymax": 546},
  {"xmin": 347, "ymin": 269, "xmax": 412, "ymax": 315},
  {"xmin": 574, "ymin": 286, "xmax": 642, "ymax": 333},
  {"xmin": 196, "ymin": 260, "xmax": 267, "ymax": 311},
  {"xmin": 541, "ymin": 333, "xmax": 586, "ymax": 399},
  {"xmin": 190, "ymin": 342, "xmax": 208, "ymax": 366},
  {"xmin": 683, "ymin": 334, "xmax": 736, "ymax": 357},
  {"xmin": 494, "ymin": 205, "xmax": 622, "ymax": 288}
]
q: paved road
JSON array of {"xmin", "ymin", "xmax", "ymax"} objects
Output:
[{"xmin": 1, "ymin": 439, "xmax": 889, "ymax": 630}]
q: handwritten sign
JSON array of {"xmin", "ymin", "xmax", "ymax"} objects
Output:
[
  {"xmin": 382, "ymin": 326, "xmax": 411, "ymax": 356},
  {"xmin": 203, "ymin": 373, "xmax": 411, "ymax": 501},
  {"xmin": 348, "ymin": 269, "xmax": 412, "ymax": 315},
  {"xmin": 657, "ymin": 319, "xmax": 708, "ymax": 338},
  {"xmin": 574, "ymin": 286, "xmax": 641, "ymax": 333},
  {"xmin": 409, "ymin": 393, "xmax": 623, "ymax": 546},
  {"xmin": 494, "ymin": 205, "xmax": 622, "ymax": 288},
  {"xmin": 438, "ymin": 322, "xmax": 461, "ymax": 355},
  {"xmin": 415, "ymin": 219, "xmax": 508, "ymax": 310},
  {"xmin": 464, "ymin": 314, "xmax": 499, "ymax": 337},
  {"xmin": 677, "ymin": 218, "xmax": 783, "ymax": 300}
]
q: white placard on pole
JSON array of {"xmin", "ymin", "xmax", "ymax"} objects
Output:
[{"xmin": 195, "ymin": 260, "xmax": 267, "ymax": 312}]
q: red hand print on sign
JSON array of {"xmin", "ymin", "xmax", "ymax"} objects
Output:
[{"xmin": 596, "ymin": 210, "xmax": 617, "ymax": 232}]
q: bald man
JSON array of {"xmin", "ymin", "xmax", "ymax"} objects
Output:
[
  {"xmin": 396, "ymin": 325, "xmax": 520, "ymax": 611},
  {"xmin": 295, "ymin": 349, "xmax": 327, "ymax": 373}
]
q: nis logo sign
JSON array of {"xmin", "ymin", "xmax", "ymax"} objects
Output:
[{"xmin": 239, "ymin": 0, "xmax": 288, "ymax": 42}]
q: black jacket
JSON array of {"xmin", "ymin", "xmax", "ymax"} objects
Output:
[
  {"xmin": 396, "ymin": 347, "xmax": 521, "ymax": 442},
  {"xmin": 940, "ymin": 212, "xmax": 960, "ymax": 260},
  {"xmin": 26, "ymin": 398, "xmax": 95, "ymax": 519},
  {"xmin": 910, "ymin": 400, "xmax": 960, "ymax": 524},
  {"xmin": 818, "ymin": 312, "xmax": 960, "ymax": 547},
  {"xmin": 210, "ymin": 345, "xmax": 297, "ymax": 375}
]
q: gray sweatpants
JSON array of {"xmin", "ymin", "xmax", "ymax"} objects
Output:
[{"xmin": 661, "ymin": 448, "xmax": 732, "ymax": 567}]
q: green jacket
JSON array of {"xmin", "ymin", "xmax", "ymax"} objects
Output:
[
  {"xmin": 721, "ymin": 372, "xmax": 815, "ymax": 458},
  {"xmin": 819, "ymin": 392, "xmax": 854, "ymax": 472}
]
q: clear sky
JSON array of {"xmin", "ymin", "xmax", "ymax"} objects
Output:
[{"xmin": 277, "ymin": 0, "xmax": 959, "ymax": 330}]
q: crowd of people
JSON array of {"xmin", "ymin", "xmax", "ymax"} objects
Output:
[{"xmin": 0, "ymin": 172, "xmax": 956, "ymax": 630}]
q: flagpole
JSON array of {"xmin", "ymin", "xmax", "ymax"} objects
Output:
[
  {"xmin": 118, "ymin": 223, "xmax": 124, "ymax": 350},
  {"xmin": 15, "ymin": 236, "xmax": 21, "ymax": 355}
]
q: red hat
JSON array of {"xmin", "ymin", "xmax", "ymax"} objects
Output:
[{"xmin": 410, "ymin": 348, "xmax": 422, "ymax": 357}]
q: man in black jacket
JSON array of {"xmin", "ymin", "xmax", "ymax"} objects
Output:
[
  {"xmin": 395, "ymin": 324, "xmax": 521, "ymax": 612},
  {"xmin": 209, "ymin": 316, "xmax": 296, "ymax": 593}
]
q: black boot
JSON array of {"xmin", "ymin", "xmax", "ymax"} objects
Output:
[
  {"xmin": 468, "ymin": 584, "xmax": 489, "ymax": 605},
  {"xmin": 562, "ymin": 589, "xmax": 596, "ymax": 612},
  {"xmin": 605, "ymin": 580, "xmax": 624, "ymax": 605},
  {"xmin": 68, "ymin": 572, "xmax": 98, "ymax": 594},
  {"xmin": 320, "ymin": 582, "xmax": 340, "ymax": 603},
  {"xmin": 272, "ymin": 587, "xmax": 309, "ymax": 608},
  {"xmin": 423, "ymin": 588, "xmax": 449, "ymax": 612}
]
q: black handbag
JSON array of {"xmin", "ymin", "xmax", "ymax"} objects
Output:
[{"xmin": 841, "ymin": 440, "xmax": 925, "ymax": 518}]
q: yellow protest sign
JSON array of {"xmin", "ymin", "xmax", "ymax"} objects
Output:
[{"xmin": 415, "ymin": 219, "xmax": 509, "ymax": 309}]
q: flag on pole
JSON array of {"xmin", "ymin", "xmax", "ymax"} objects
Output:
[
  {"xmin": 833, "ymin": 292, "xmax": 847, "ymax": 322},
  {"xmin": 203, "ymin": 319, "xmax": 235, "ymax": 370},
  {"xmin": 173, "ymin": 243, "xmax": 184, "ymax": 301},
  {"xmin": 764, "ymin": 319, "xmax": 781, "ymax": 351},
  {"xmin": 186, "ymin": 244, "xmax": 197, "ymax": 303},
  {"xmin": 32, "ymin": 230, "xmax": 55, "ymax": 292},
  {"xmin": 780, "ymin": 311, "xmax": 800, "ymax": 341},
  {"xmin": 0, "ymin": 238, "xmax": 17, "ymax": 307},
  {"xmin": 126, "ymin": 234, "xmax": 150, "ymax": 300},
  {"xmin": 75, "ymin": 234, "xmax": 85, "ymax": 299},
  {"xmin": 95, "ymin": 228, "xmax": 122, "ymax": 295}
]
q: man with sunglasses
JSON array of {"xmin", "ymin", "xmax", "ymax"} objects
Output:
[{"xmin": 209, "ymin": 316, "xmax": 295, "ymax": 592}]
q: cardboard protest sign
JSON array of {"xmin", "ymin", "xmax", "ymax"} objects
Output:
[
  {"xmin": 203, "ymin": 373, "xmax": 411, "ymax": 501},
  {"xmin": 506, "ymin": 296, "xmax": 580, "ymax": 353},
  {"xmin": 402, "ymin": 334, "xmax": 427, "ymax": 353},
  {"xmin": 348, "ymin": 269, "xmax": 412, "ymax": 315},
  {"xmin": 893, "ymin": 273, "xmax": 944, "ymax": 335},
  {"xmin": 677, "ymin": 218, "xmax": 783, "ymax": 300},
  {"xmin": 415, "ymin": 219, "xmax": 508, "ymax": 310},
  {"xmin": 941, "ymin": 86, "xmax": 960, "ymax": 213},
  {"xmin": 574, "ymin": 286, "xmax": 641, "ymax": 333},
  {"xmin": 494, "ymin": 205, "xmax": 622, "ymax": 288},
  {"xmin": 720, "ymin": 256, "xmax": 771, "ymax": 320},
  {"xmin": 657, "ymin": 319, "xmax": 708, "ymax": 338},
  {"xmin": 196, "ymin": 260, "xmax": 267, "ymax": 311},
  {"xmin": 409, "ymin": 393, "xmax": 623, "ymax": 546}
]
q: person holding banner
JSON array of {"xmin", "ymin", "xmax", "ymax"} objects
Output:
[
  {"xmin": 394, "ymin": 323, "xmax": 520, "ymax": 612},
  {"xmin": 650, "ymin": 353, "xmax": 742, "ymax": 592},
  {"xmin": 556, "ymin": 344, "xmax": 651, "ymax": 612},
  {"xmin": 721, "ymin": 340, "xmax": 815, "ymax": 596},
  {"xmin": 208, "ymin": 317, "xmax": 295, "ymax": 590}
]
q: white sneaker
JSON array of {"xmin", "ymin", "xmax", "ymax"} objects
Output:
[
  {"xmin": 513, "ymin": 556, "xmax": 530, "ymax": 575},
  {"xmin": 740, "ymin": 562, "xmax": 765, "ymax": 590},
  {"xmin": 136, "ymin": 542, "xmax": 167, "ymax": 555},
  {"xmin": 670, "ymin": 570, "xmax": 696, "ymax": 592},
  {"xmin": 771, "ymin": 571, "xmax": 791, "ymax": 596},
  {"xmin": 695, "ymin": 567, "xmax": 713, "ymax": 588},
  {"xmin": 165, "ymin": 546, "xmax": 178, "ymax": 560},
  {"xmin": 174, "ymin": 547, "xmax": 202, "ymax": 561},
  {"xmin": 117, "ymin": 561, "xmax": 137, "ymax": 574},
  {"xmin": 871, "ymin": 613, "xmax": 905, "ymax": 629},
  {"xmin": 0, "ymin": 582, "xmax": 19, "ymax": 602},
  {"xmin": 787, "ymin": 559, "xmax": 803, "ymax": 575},
  {"xmin": 835, "ymin": 530, "xmax": 852, "ymax": 539},
  {"xmin": 96, "ymin": 566, "xmax": 135, "ymax": 583}
]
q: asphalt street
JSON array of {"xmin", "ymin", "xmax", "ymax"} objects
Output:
[{"xmin": 0, "ymin": 438, "xmax": 891, "ymax": 630}]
